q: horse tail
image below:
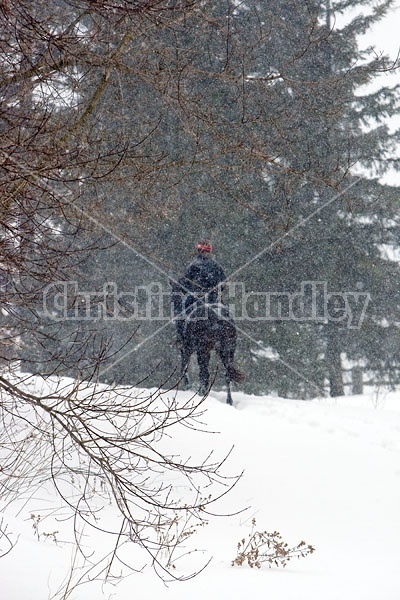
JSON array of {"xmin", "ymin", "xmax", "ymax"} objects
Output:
[{"xmin": 227, "ymin": 366, "xmax": 245, "ymax": 383}]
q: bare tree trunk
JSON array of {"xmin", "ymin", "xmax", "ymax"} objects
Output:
[
  {"xmin": 326, "ymin": 323, "xmax": 344, "ymax": 397},
  {"xmin": 351, "ymin": 366, "xmax": 363, "ymax": 395}
]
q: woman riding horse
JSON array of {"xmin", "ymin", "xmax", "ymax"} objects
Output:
[
  {"xmin": 171, "ymin": 242, "xmax": 243, "ymax": 404},
  {"xmin": 175, "ymin": 241, "xmax": 226, "ymax": 348}
]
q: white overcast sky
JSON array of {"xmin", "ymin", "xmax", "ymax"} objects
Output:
[
  {"xmin": 365, "ymin": 0, "xmax": 400, "ymax": 59},
  {"xmin": 357, "ymin": 1, "xmax": 400, "ymax": 183}
]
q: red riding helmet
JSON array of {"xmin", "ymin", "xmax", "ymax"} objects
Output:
[{"xmin": 196, "ymin": 241, "xmax": 212, "ymax": 253}]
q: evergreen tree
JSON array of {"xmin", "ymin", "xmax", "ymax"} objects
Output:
[
  {"xmin": 231, "ymin": 0, "xmax": 400, "ymax": 396},
  {"xmin": 70, "ymin": 0, "xmax": 329, "ymax": 387}
]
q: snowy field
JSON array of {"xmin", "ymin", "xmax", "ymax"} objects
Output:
[{"xmin": 1, "ymin": 381, "xmax": 400, "ymax": 600}]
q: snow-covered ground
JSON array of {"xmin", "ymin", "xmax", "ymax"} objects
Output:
[{"xmin": 2, "ymin": 382, "xmax": 400, "ymax": 600}]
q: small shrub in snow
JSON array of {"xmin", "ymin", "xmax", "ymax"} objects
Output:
[{"xmin": 232, "ymin": 519, "xmax": 315, "ymax": 569}]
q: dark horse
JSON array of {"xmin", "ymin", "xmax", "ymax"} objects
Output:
[{"xmin": 171, "ymin": 280, "xmax": 244, "ymax": 405}]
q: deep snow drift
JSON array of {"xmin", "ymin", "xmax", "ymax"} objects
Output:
[{"xmin": 1, "ymin": 382, "xmax": 400, "ymax": 600}]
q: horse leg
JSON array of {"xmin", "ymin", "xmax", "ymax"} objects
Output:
[
  {"xmin": 219, "ymin": 347, "xmax": 235, "ymax": 405},
  {"xmin": 226, "ymin": 380, "xmax": 233, "ymax": 406},
  {"xmin": 197, "ymin": 348, "xmax": 211, "ymax": 396},
  {"xmin": 180, "ymin": 346, "xmax": 191, "ymax": 390}
]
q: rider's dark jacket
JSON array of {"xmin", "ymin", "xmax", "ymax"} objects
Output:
[
  {"xmin": 173, "ymin": 254, "xmax": 226, "ymax": 344},
  {"xmin": 182, "ymin": 254, "xmax": 226, "ymax": 304}
]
